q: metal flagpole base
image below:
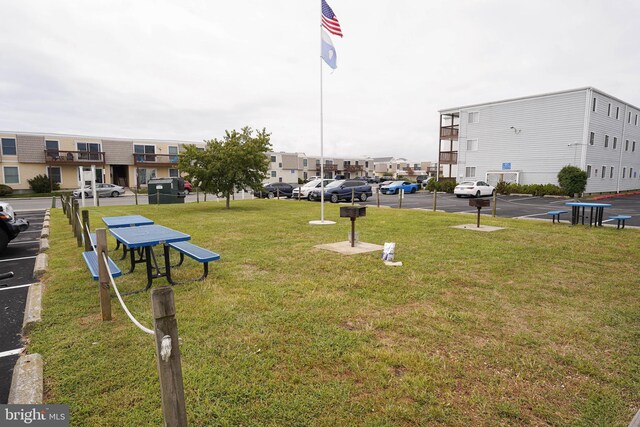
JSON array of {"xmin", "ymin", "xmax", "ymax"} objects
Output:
[{"xmin": 309, "ymin": 220, "xmax": 336, "ymax": 225}]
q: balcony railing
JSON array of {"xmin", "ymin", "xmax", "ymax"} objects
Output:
[
  {"xmin": 343, "ymin": 164, "xmax": 363, "ymax": 172},
  {"xmin": 316, "ymin": 164, "xmax": 337, "ymax": 171},
  {"xmin": 440, "ymin": 126, "xmax": 459, "ymax": 140},
  {"xmin": 133, "ymin": 153, "xmax": 180, "ymax": 166},
  {"xmin": 439, "ymin": 151, "xmax": 458, "ymax": 164},
  {"xmin": 44, "ymin": 150, "xmax": 106, "ymax": 165}
]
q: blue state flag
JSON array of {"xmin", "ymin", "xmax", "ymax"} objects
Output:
[{"xmin": 321, "ymin": 29, "xmax": 337, "ymax": 69}]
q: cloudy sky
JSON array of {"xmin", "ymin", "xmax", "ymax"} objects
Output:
[{"xmin": 1, "ymin": 0, "xmax": 639, "ymax": 161}]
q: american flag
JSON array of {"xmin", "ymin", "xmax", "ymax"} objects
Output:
[{"xmin": 321, "ymin": 0, "xmax": 343, "ymax": 38}]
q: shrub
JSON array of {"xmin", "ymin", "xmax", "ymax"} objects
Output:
[
  {"xmin": 425, "ymin": 179, "xmax": 439, "ymax": 192},
  {"xmin": 0, "ymin": 184, "xmax": 13, "ymax": 196},
  {"xmin": 439, "ymin": 180, "xmax": 457, "ymax": 193},
  {"xmin": 27, "ymin": 174, "xmax": 59, "ymax": 193},
  {"xmin": 557, "ymin": 165, "xmax": 587, "ymax": 196},
  {"xmin": 495, "ymin": 181, "xmax": 511, "ymax": 195}
]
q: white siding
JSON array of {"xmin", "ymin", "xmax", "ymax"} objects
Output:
[{"xmin": 456, "ymin": 90, "xmax": 587, "ymax": 185}]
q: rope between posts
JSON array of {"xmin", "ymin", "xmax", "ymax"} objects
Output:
[
  {"xmin": 101, "ymin": 252, "xmax": 155, "ymax": 335},
  {"xmin": 83, "ymin": 222, "xmax": 95, "ymax": 247}
]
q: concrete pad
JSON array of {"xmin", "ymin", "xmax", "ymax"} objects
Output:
[
  {"xmin": 315, "ymin": 241, "xmax": 384, "ymax": 255},
  {"xmin": 8, "ymin": 354, "xmax": 43, "ymax": 404},
  {"xmin": 451, "ymin": 224, "xmax": 506, "ymax": 232},
  {"xmin": 33, "ymin": 253, "xmax": 47, "ymax": 278},
  {"xmin": 23, "ymin": 283, "xmax": 42, "ymax": 334}
]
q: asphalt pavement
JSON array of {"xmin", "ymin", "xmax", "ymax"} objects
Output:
[{"xmin": 0, "ymin": 209, "xmax": 44, "ymax": 403}]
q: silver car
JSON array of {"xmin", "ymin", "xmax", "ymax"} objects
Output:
[{"xmin": 73, "ymin": 183, "xmax": 126, "ymax": 198}]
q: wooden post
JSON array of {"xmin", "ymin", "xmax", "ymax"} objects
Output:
[
  {"xmin": 134, "ymin": 187, "xmax": 139, "ymax": 205},
  {"xmin": 398, "ymin": 189, "xmax": 403, "ymax": 209},
  {"xmin": 151, "ymin": 287, "xmax": 187, "ymax": 427},
  {"xmin": 196, "ymin": 187, "xmax": 199, "ymax": 203},
  {"xmin": 96, "ymin": 228, "xmax": 112, "ymax": 321},
  {"xmin": 376, "ymin": 187, "xmax": 380, "ymax": 208},
  {"xmin": 492, "ymin": 191, "xmax": 497, "ymax": 217},
  {"xmin": 67, "ymin": 196, "xmax": 72, "ymax": 224},
  {"xmin": 82, "ymin": 210, "xmax": 91, "ymax": 252},
  {"xmin": 298, "ymin": 185, "xmax": 302, "ymax": 201},
  {"xmin": 73, "ymin": 200, "xmax": 82, "ymax": 246},
  {"xmin": 351, "ymin": 188, "xmax": 355, "ymax": 205},
  {"xmin": 432, "ymin": 190, "xmax": 437, "ymax": 212},
  {"xmin": 51, "ymin": 196, "xmax": 56, "ymax": 209},
  {"xmin": 61, "ymin": 195, "xmax": 66, "ymax": 214}
]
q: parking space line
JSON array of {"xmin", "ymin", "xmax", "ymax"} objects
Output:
[
  {"xmin": 515, "ymin": 213, "xmax": 548, "ymax": 219},
  {"xmin": 8, "ymin": 241, "xmax": 40, "ymax": 245},
  {"xmin": 0, "ymin": 348, "xmax": 23, "ymax": 359},
  {"xmin": 0, "ymin": 283, "xmax": 35, "ymax": 292},
  {"xmin": 0, "ymin": 256, "xmax": 37, "ymax": 263}
]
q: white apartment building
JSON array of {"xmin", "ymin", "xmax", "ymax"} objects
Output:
[{"xmin": 438, "ymin": 87, "xmax": 640, "ymax": 194}]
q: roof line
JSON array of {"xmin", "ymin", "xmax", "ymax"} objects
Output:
[
  {"xmin": 0, "ymin": 130, "xmax": 204, "ymax": 145},
  {"xmin": 438, "ymin": 87, "xmax": 640, "ymax": 114}
]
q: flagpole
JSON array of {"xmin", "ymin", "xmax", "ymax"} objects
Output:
[{"xmin": 310, "ymin": 3, "xmax": 335, "ymax": 226}]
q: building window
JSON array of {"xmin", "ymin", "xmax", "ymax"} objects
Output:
[
  {"xmin": 316, "ymin": 159, "xmax": 320, "ymax": 165},
  {"xmin": 3, "ymin": 166, "xmax": 19, "ymax": 184},
  {"xmin": 625, "ymin": 140, "xmax": 630, "ymax": 151},
  {"xmin": 77, "ymin": 142, "xmax": 101, "ymax": 160},
  {"xmin": 1, "ymin": 138, "xmax": 17, "ymax": 156},
  {"xmin": 136, "ymin": 168, "xmax": 155, "ymax": 185},
  {"xmin": 601, "ymin": 166, "xmax": 606, "ymax": 178},
  {"xmin": 468, "ymin": 112, "xmax": 479, "ymax": 123},
  {"xmin": 270, "ymin": 156, "xmax": 276, "ymax": 162},
  {"xmin": 303, "ymin": 172, "xmax": 308, "ymax": 180},
  {"xmin": 466, "ymin": 139, "xmax": 478, "ymax": 151},
  {"xmin": 48, "ymin": 166, "xmax": 62, "ymax": 184},
  {"xmin": 168, "ymin": 168, "xmax": 179, "ymax": 178},
  {"xmin": 629, "ymin": 111, "xmax": 632, "ymax": 123},
  {"xmin": 586, "ymin": 165, "xmax": 591, "ymax": 178},
  {"xmin": 589, "ymin": 132, "xmax": 595, "ymax": 145},
  {"xmin": 633, "ymin": 141, "xmax": 637, "ymax": 152},
  {"xmin": 610, "ymin": 167, "xmax": 614, "ymax": 179},
  {"xmin": 592, "ymin": 97, "xmax": 597, "ymax": 112},
  {"xmin": 616, "ymin": 106, "xmax": 620, "ymax": 119},
  {"xmin": 613, "ymin": 137, "xmax": 618, "ymax": 149},
  {"xmin": 622, "ymin": 168, "xmax": 626, "ymax": 179},
  {"xmin": 636, "ymin": 114, "xmax": 638, "ymax": 126},
  {"xmin": 133, "ymin": 144, "xmax": 155, "ymax": 162},
  {"xmin": 365, "ymin": 161, "xmax": 369, "ymax": 168},
  {"xmin": 303, "ymin": 159, "xmax": 308, "ymax": 167},
  {"xmin": 168, "ymin": 146, "xmax": 178, "ymax": 163},
  {"xmin": 604, "ymin": 135, "xmax": 609, "ymax": 148},
  {"xmin": 271, "ymin": 171, "xmax": 276, "ymax": 177},
  {"xmin": 607, "ymin": 103, "xmax": 611, "ymax": 116},
  {"xmin": 45, "ymin": 140, "xmax": 59, "ymax": 159},
  {"xmin": 630, "ymin": 168, "xmax": 634, "ymax": 179},
  {"xmin": 465, "ymin": 167, "xmax": 476, "ymax": 178},
  {"xmin": 78, "ymin": 167, "xmax": 104, "ymax": 184}
]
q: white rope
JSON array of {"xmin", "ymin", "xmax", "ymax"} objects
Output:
[{"xmin": 101, "ymin": 252, "xmax": 155, "ymax": 335}]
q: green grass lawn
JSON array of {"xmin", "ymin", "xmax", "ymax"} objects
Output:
[{"xmin": 30, "ymin": 200, "xmax": 639, "ymax": 426}]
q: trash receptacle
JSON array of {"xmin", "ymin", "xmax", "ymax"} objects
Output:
[{"xmin": 147, "ymin": 178, "xmax": 186, "ymax": 204}]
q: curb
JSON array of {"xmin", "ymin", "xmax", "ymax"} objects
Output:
[
  {"xmin": 39, "ymin": 238, "xmax": 49, "ymax": 253},
  {"xmin": 22, "ymin": 283, "xmax": 42, "ymax": 334},
  {"xmin": 33, "ymin": 253, "xmax": 48, "ymax": 278},
  {"xmin": 7, "ymin": 354, "xmax": 43, "ymax": 404}
]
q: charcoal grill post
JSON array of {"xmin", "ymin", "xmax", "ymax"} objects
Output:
[
  {"xmin": 468, "ymin": 199, "xmax": 490, "ymax": 228},
  {"xmin": 340, "ymin": 206, "xmax": 367, "ymax": 247}
]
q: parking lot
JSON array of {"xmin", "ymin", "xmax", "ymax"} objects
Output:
[{"xmin": 0, "ymin": 209, "xmax": 44, "ymax": 403}]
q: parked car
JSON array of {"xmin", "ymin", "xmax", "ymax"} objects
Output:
[
  {"xmin": 0, "ymin": 202, "xmax": 29, "ymax": 253},
  {"xmin": 291, "ymin": 179, "xmax": 334, "ymax": 199},
  {"xmin": 72, "ymin": 183, "xmax": 126, "ymax": 198},
  {"xmin": 334, "ymin": 174, "xmax": 346, "ymax": 180},
  {"xmin": 454, "ymin": 180, "xmax": 496, "ymax": 198},
  {"xmin": 380, "ymin": 180, "xmax": 420, "ymax": 195},
  {"xmin": 256, "ymin": 182, "xmax": 294, "ymax": 199},
  {"xmin": 305, "ymin": 176, "xmax": 321, "ymax": 182},
  {"xmin": 420, "ymin": 177, "xmax": 434, "ymax": 189},
  {"xmin": 183, "ymin": 180, "xmax": 193, "ymax": 195},
  {"xmin": 415, "ymin": 175, "xmax": 430, "ymax": 184},
  {"xmin": 379, "ymin": 180, "xmax": 393, "ymax": 187},
  {"xmin": 308, "ymin": 179, "xmax": 372, "ymax": 203}
]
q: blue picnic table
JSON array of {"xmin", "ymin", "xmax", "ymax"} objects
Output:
[{"xmin": 565, "ymin": 202, "xmax": 612, "ymax": 227}]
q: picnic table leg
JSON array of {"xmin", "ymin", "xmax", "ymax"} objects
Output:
[
  {"xmin": 164, "ymin": 244, "xmax": 177, "ymax": 286},
  {"xmin": 144, "ymin": 246, "xmax": 154, "ymax": 291}
]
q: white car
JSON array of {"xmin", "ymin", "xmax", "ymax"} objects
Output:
[
  {"xmin": 291, "ymin": 179, "xmax": 334, "ymax": 199},
  {"xmin": 73, "ymin": 183, "xmax": 126, "ymax": 198},
  {"xmin": 454, "ymin": 180, "xmax": 495, "ymax": 198}
]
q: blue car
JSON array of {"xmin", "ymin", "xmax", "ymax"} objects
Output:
[
  {"xmin": 379, "ymin": 180, "xmax": 419, "ymax": 195},
  {"xmin": 309, "ymin": 180, "xmax": 373, "ymax": 203}
]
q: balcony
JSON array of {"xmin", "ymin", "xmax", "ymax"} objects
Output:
[
  {"xmin": 316, "ymin": 164, "xmax": 337, "ymax": 171},
  {"xmin": 44, "ymin": 150, "xmax": 105, "ymax": 165},
  {"xmin": 439, "ymin": 151, "xmax": 458, "ymax": 164},
  {"xmin": 133, "ymin": 153, "xmax": 180, "ymax": 167},
  {"xmin": 440, "ymin": 126, "xmax": 459, "ymax": 140},
  {"xmin": 344, "ymin": 164, "xmax": 363, "ymax": 172}
]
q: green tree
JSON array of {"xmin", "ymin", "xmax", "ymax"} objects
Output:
[
  {"xmin": 557, "ymin": 165, "xmax": 587, "ymax": 196},
  {"xmin": 178, "ymin": 127, "xmax": 272, "ymax": 208}
]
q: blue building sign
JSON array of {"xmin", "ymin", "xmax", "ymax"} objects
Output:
[{"xmin": 502, "ymin": 162, "xmax": 511, "ymax": 170}]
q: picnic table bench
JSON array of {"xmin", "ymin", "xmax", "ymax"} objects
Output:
[
  {"xmin": 82, "ymin": 251, "xmax": 122, "ymax": 280},
  {"xmin": 546, "ymin": 210, "xmax": 568, "ymax": 223},
  {"xmin": 609, "ymin": 215, "xmax": 631, "ymax": 229},
  {"xmin": 166, "ymin": 241, "xmax": 221, "ymax": 283}
]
